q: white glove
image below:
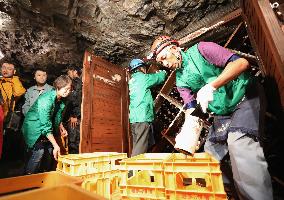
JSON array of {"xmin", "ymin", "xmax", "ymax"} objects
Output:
[
  {"xmin": 196, "ymin": 83, "xmax": 216, "ymax": 113},
  {"xmin": 175, "ymin": 113, "xmax": 203, "ymax": 155}
]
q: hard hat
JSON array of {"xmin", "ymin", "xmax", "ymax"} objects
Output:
[
  {"xmin": 147, "ymin": 36, "xmax": 179, "ymax": 60},
  {"xmin": 128, "ymin": 58, "xmax": 145, "ymax": 71}
]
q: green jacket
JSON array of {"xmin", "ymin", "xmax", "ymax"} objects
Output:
[
  {"xmin": 22, "ymin": 90, "xmax": 66, "ymax": 148},
  {"xmin": 129, "ymin": 71, "xmax": 166, "ymax": 123},
  {"xmin": 176, "ymin": 44, "xmax": 251, "ymax": 115}
]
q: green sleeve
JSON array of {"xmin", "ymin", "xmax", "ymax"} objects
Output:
[
  {"xmin": 145, "ymin": 71, "xmax": 167, "ymax": 89},
  {"xmin": 37, "ymin": 96, "xmax": 53, "ymax": 136},
  {"xmin": 54, "ymin": 102, "xmax": 65, "ymax": 132}
]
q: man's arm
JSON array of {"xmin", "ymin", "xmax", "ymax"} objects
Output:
[
  {"xmin": 196, "ymin": 42, "xmax": 250, "ymax": 112},
  {"xmin": 145, "ymin": 70, "xmax": 167, "ymax": 88},
  {"xmin": 198, "ymin": 41, "xmax": 250, "ymax": 89},
  {"xmin": 210, "ymin": 58, "xmax": 249, "ymax": 89},
  {"xmin": 46, "ymin": 133, "xmax": 60, "ymax": 160},
  {"xmin": 12, "ymin": 76, "xmax": 26, "ymax": 97}
]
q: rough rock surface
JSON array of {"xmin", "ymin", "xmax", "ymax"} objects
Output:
[{"xmin": 0, "ymin": 0, "xmax": 239, "ymax": 81}]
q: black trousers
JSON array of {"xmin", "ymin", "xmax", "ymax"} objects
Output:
[{"xmin": 67, "ymin": 120, "xmax": 80, "ymax": 154}]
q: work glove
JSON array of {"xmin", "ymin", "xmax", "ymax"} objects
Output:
[
  {"xmin": 175, "ymin": 110, "xmax": 203, "ymax": 155},
  {"xmin": 196, "ymin": 83, "xmax": 216, "ymax": 113}
]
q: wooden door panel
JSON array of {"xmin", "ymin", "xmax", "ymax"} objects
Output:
[{"xmin": 80, "ymin": 51, "xmax": 130, "ymax": 154}]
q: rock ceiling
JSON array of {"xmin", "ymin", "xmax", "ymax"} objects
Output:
[{"xmin": 0, "ymin": 0, "xmax": 239, "ymax": 81}]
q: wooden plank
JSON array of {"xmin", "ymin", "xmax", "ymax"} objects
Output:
[
  {"xmin": 224, "ymin": 22, "xmax": 243, "ymax": 48},
  {"xmin": 179, "ymin": 8, "xmax": 242, "ymax": 45},
  {"xmin": 90, "ymin": 123, "xmax": 122, "ymax": 136},
  {"xmin": 0, "ymin": 172, "xmax": 82, "ymax": 196},
  {"xmin": 0, "ymin": 185, "xmax": 105, "ymax": 200},
  {"xmin": 80, "ymin": 51, "xmax": 93, "ymax": 153}
]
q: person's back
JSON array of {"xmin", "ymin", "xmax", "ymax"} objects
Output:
[
  {"xmin": 128, "ymin": 59, "xmax": 167, "ymax": 157},
  {"xmin": 129, "ymin": 72, "xmax": 156, "ymax": 123}
]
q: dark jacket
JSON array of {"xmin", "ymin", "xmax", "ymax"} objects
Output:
[{"xmin": 64, "ymin": 77, "xmax": 82, "ymax": 120}]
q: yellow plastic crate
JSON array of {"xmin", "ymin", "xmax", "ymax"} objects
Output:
[
  {"xmin": 120, "ymin": 170, "xmax": 166, "ymax": 199},
  {"xmin": 0, "ymin": 185, "xmax": 105, "ymax": 200},
  {"xmin": 165, "ymin": 190, "xmax": 227, "ymax": 200},
  {"xmin": 82, "ymin": 170, "xmax": 121, "ymax": 199},
  {"xmin": 0, "ymin": 171, "xmax": 82, "ymax": 197},
  {"xmin": 163, "ymin": 153, "xmax": 227, "ymax": 200},
  {"xmin": 119, "ymin": 153, "xmax": 172, "ymax": 186},
  {"xmin": 119, "ymin": 153, "xmax": 172, "ymax": 199},
  {"xmin": 56, "ymin": 152, "xmax": 127, "ymax": 176}
]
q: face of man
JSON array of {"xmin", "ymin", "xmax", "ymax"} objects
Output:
[
  {"xmin": 155, "ymin": 45, "xmax": 182, "ymax": 70},
  {"xmin": 34, "ymin": 70, "xmax": 47, "ymax": 85},
  {"xmin": 67, "ymin": 69, "xmax": 77, "ymax": 79},
  {"xmin": 1, "ymin": 63, "xmax": 15, "ymax": 78},
  {"xmin": 57, "ymin": 83, "xmax": 72, "ymax": 98}
]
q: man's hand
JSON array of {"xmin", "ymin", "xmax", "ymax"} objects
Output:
[
  {"xmin": 196, "ymin": 83, "xmax": 216, "ymax": 113},
  {"xmin": 59, "ymin": 123, "xmax": 68, "ymax": 137},
  {"xmin": 53, "ymin": 145, "xmax": 61, "ymax": 161},
  {"xmin": 69, "ymin": 117, "xmax": 78, "ymax": 129}
]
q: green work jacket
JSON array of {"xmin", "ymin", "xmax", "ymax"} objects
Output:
[
  {"xmin": 176, "ymin": 44, "xmax": 251, "ymax": 115},
  {"xmin": 129, "ymin": 71, "xmax": 166, "ymax": 123},
  {"xmin": 22, "ymin": 90, "xmax": 65, "ymax": 148}
]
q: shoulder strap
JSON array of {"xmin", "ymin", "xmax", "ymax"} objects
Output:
[{"xmin": 0, "ymin": 80, "xmax": 15, "ymax": 112}]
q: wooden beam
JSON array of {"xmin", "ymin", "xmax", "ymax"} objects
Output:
[
  {"xmin": 178, "ymin": 8, "xmax": 242, "ymax": 45},
  {"xmin": 224, "ymin": 22, "xmax": 243, "ymax": 48}
]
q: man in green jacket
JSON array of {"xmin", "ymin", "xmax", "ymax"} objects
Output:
[
  {"xmin": 128, "ymin": 59, "xmax": 167, "ymax": 157},
  {"xmin": 22, "ymin": 75, "xmax": 72, "ymax": 174},
  {"xmin": 147, "ymin": 36, "xmax": 272, "ymax": 200}
]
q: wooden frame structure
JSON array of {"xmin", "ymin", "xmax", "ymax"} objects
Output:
[{"xmin": 241, "ymin": 0, "xmax": 284, "ymax": 107}]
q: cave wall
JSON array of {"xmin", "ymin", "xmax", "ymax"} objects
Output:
[{"xmin": 0, "ymin": 0, "xmax": 239, "ymax": 84}]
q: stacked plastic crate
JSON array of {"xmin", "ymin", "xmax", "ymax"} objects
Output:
[
  {"xmin": 119, "ymin": 153, "xmax": 227, "ymax": 200},
  {"xmin": 119, "ymin": 153, "xmax": 172, "ymax": 199},
  {"xmin": 56, "ymin": 152, "xmax": 127, "ymax": 199},
  {"xmin": 163, "ymin": 153, "xmax": 227, "ymax": 200}
]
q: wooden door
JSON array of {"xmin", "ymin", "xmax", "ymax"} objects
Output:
[{"xmin": 80, "ymin": 50, "xmax": 130, "ymax": 154}]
